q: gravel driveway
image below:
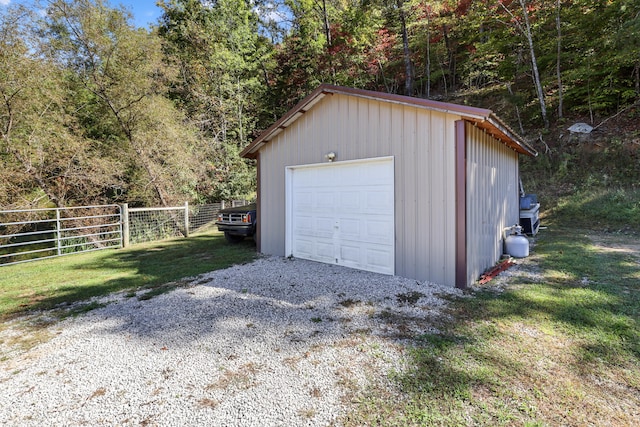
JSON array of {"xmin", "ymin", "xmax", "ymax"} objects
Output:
[{"xmin": 0, "ymin": 256, "xmax": 461, "ymax": 426}]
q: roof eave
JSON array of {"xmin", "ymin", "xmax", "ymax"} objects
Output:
[
  {"xmin": 458, "ymin": 113, "xmax": 537, "ymax": 157},
  {"xmin": 486, "ymin": 114, "xmax": 538, "ymax": 157},
  {"xmin": 241, "ymin": 84, "xmax": 538, "ymax": 158},
  {"xmin": 240, "ymin": 87, "xmax": 329, "ymax": 159}
]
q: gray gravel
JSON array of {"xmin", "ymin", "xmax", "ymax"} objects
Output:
[{"xmin": 0, "ymin": 256, "xmax": 461, "ymax": 426}]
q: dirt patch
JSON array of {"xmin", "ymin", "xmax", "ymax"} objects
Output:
[
  {"xmin": 587, "ymin": 233, "xmax": 640, "ymax": 262},
  {"xmin": 486, "ymin": 231, "xmax": 640, "ymax": 290}
]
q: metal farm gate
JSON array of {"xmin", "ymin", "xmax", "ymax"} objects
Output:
[
  {"xmin": 0, "ymin": 205, "xmax": 123, "ymax": 266},
  {"xmin": 0, "ymin": 201, "xmax": 249, "ymax": 266}
]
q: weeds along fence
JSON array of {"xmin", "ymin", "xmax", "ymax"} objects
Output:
[{"xmin": 0, "ymin": 200, "xmax": 248, "ymax": 266}]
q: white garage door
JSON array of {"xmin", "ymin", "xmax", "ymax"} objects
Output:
[{"xmin": 286, "ymin": 157, "xmax": 395, "ymax": 275}]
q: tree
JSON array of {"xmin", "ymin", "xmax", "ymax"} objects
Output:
[
  {"xmin": 0, "ymin": 4, "xmax": 118, "ymax": 208},
  {"xmin": 267, "ymin": 0, "xmax": 327, "ymax": 111},
  {"xmin": 498, "ymin": 0, "xmax": 549, "ymax": 128},
  {"xmin": 159, "ymin": 0, "xmax": 264, "ymax": 200},
  {"xmin": 555, "ymin": 0, "xmax": 638, "ymax": 118},
  {"xmin": 410, "ymin": 0, "xmax": 474, "ymax": 98},
  {"xmin": 4, "ymin": 0, "xmax": 640, "ymax": 211},
  {"xmin": 555, "ymin": 0, "xmax": 563, "ymax": 118},
  {"xmin": 397, "ymin": 0, "xmax": 414, "ymax": 95},
  {"xmin": 46, "ymin": 0, "xmax": 205, "ymax": 206}
]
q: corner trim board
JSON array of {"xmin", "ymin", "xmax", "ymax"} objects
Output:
[{"xmin": 455, "ymin": 120, "xmax": 467, "ymax": 289}]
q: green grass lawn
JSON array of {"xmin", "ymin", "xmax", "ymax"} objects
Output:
[
  {"xmin": 0, "ymin": 230, "xmax": 256, "ymax": 321},
  {"xmin": 2, "ymin": 188, "xmax": 639, "ymax": 425},
  {"xmin": 344, "ymin": 200, "xmax": 640, "ymax": 427},
  {"xmin": 344, "ymin": 227, "xmax": 639, "ymax": 426},
  {"xmin": 545, "ymin": 187, "xmax": 640, "ymax": 232}
]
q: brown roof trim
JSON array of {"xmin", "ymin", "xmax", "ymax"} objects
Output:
[
  {"xmin": 241, "ymin": 84, "xmax": 537, "ymax": 158},
  {"xmin": 240, "ymin": 86, "xmax": 329, "ymax": 159}
]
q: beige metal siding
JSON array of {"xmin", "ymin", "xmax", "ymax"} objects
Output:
[
  {"xmin": 465, "ymin": 122, "xmax": 520, "ymax": 284},
  {"xmin": 258, "ymin": 93, "xmax": 459, "ymax": 286}
]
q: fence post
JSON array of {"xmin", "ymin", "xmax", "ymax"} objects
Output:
[
  {"xmin": 55, "ymin": 208, "xmax": 62, "ymax": 256},
  {"xmin": 184, "ymin": 201, "xmax": 189, "ymax": 238},
  {"xmin": 121, "ymin": 203, "xmax": 129, "ymax": 248}
]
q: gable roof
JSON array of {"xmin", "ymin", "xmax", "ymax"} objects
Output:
[{"xmin": 241, "ymin": 84, "xmax": 537, "ymax": 159}]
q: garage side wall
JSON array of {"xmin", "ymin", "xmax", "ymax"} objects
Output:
[
  {"xmin": 258, "ymin": 93, "xmax": 459, "ymax": 286},
  {"xmin": 465, "ymin": 122, "xmax": 520, "ymax": 284}
]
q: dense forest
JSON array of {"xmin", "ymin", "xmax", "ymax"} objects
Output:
[{"xmin": 1, "ymin": 0, "xmax": 638, "ymax": 209}]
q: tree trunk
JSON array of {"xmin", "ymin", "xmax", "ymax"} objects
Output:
[
  {"xmin": 132, "ymin": 143, "xmax": 170, "ymax": 207},
  {"xmin": 397, "ymin": 0, "xmax": 413, "ymax": 95},
  {"xmin": 237, "ymin": 78, "xmax": 243, "ymax": 144},
  {"xmin": 507, "ymin": 83, "xmax": 525, "ymax": 134},
  {"xmin": 556, "ymin": 0, "xmax": 563, "ymax": 119},
  {"xmin": 442, "ymin": 24, "xmax": 453, "ymax": 94},
  {"xmin": 635, "ymin": 62, "xmax": 640, "ymax": 96},
  {"xmin": 321, "ymin": 0, "xmax": 331, "ymax": 48},
  {"xmin": 321, "ymin": 0, "xmax": 335, "ymax": 82},
  {"xmin": 519, "ymin": 0, "xmax": 549, "ymax": 128},
  {"xmin": 424, "ymin": 10, "xmax": 431, "ymax": 99}
]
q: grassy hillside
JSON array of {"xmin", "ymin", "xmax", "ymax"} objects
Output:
[
  {"xmin": 518, "ymin": 108, "xmax": 640, "ymax": 233},
  {"xmin": 452, "ymin": 86, "xmax": 639, "ymax": 233},
  {"xmin": 457, "ymin": 84, "xmax": 640, "ymax": 234}
]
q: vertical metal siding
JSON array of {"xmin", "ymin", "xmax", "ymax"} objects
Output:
[
  {"xmin": 415, "ymin": 112, "xmax": 431, "ymax": 281},
  {"xmin": 402, "ymin": 108, "xmax": 418, "ymax": 279},
  {"xmin": 258, "ymin": 94, "xmax": 459, "ymax": 286},
  {"xmin": 465, "ymin": 122, "xmax": 519, "ymax": 285}
]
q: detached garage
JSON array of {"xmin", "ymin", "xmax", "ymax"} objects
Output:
[{"xmin": 241, "ymin": 84, "xmax": 536, "ymax": 288}]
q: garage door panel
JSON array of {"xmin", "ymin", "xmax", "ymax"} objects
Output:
[
  {"xmin": 314, "ymin": 191, "xmax": 335, "ymax": 212},
  {"xmin": 314, "ymin": 217, "xmax": 334, "ymax": 238},
  {"xmin": 337, "ymin": 218, "xmax": 360, "ymax": 238},
  {"xmin": 339, "ymin": 244, "xmax": 393, "ymax": 274},
  {"xmin": 293, "ymin": 239, "xmax": 314, "ymax": 258},
  {"xmin": 339, "ymin": 244, "xmax": 360, "ymax": 265},
  {"xmin": 365, "ymin": 247, "xmax": 394, "ymax": 273},
  {"xmin": 294, "ymin": 191, "xmax": 313, "ymax": 210},
  {"xmin": 363, "ymin": 163, "xmax": 393, "ymax": 185},
  {"xmin": 289, "ymin": 158, "xmax": 394, "ymax": 275},
  {"xmin": 293, "ymin": 238, "xmax": 334, "ymax": 262},
  {"xmin": 295, "ymin": 216, "xmax": 334, "ymax": 239},
  {"xmin": 339, "ymin": 187, "xmax": 394, "ymax": 213},
  {"xmin": 295, "ymin": 169, "xmax": 320, "ymax": 187},
  {"xmin": 339, "ymin": 191, "xmax": 361, "ymax": 211},
  {"xmin": 293, "ymin": 214, "xmax": 313, "ymax": 233},
  {"xmin": 316, "ymin": 241, "xmax": 335, "ymax": 260},
  {"xmin": 337, "ymin": 166, "xmax": 361, "ymax": 184},
  {"xmin": 365, "ymin": 219, "xmax": 394, "ymax": 243},
  {"xmin": 365, "ymin": 189, "xmax": 394, "ymax": 212}
]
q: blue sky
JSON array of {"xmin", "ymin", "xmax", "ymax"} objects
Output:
[
  {"xmin": 0, "ymin": 0, "xmax": 163, "ymax": 29},
  {"xmin": 111, "ymin": 0, "xmax": 162, "ymax": 28}
]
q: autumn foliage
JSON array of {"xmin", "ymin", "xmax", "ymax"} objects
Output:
[{"xmin": 1, "ymin": 0, "xmax": 638, "ymax": 209}]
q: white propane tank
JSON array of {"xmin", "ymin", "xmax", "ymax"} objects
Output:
[{"xmin": 504, "ymin": 225, "xmax": 529, "ymax": 258}]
